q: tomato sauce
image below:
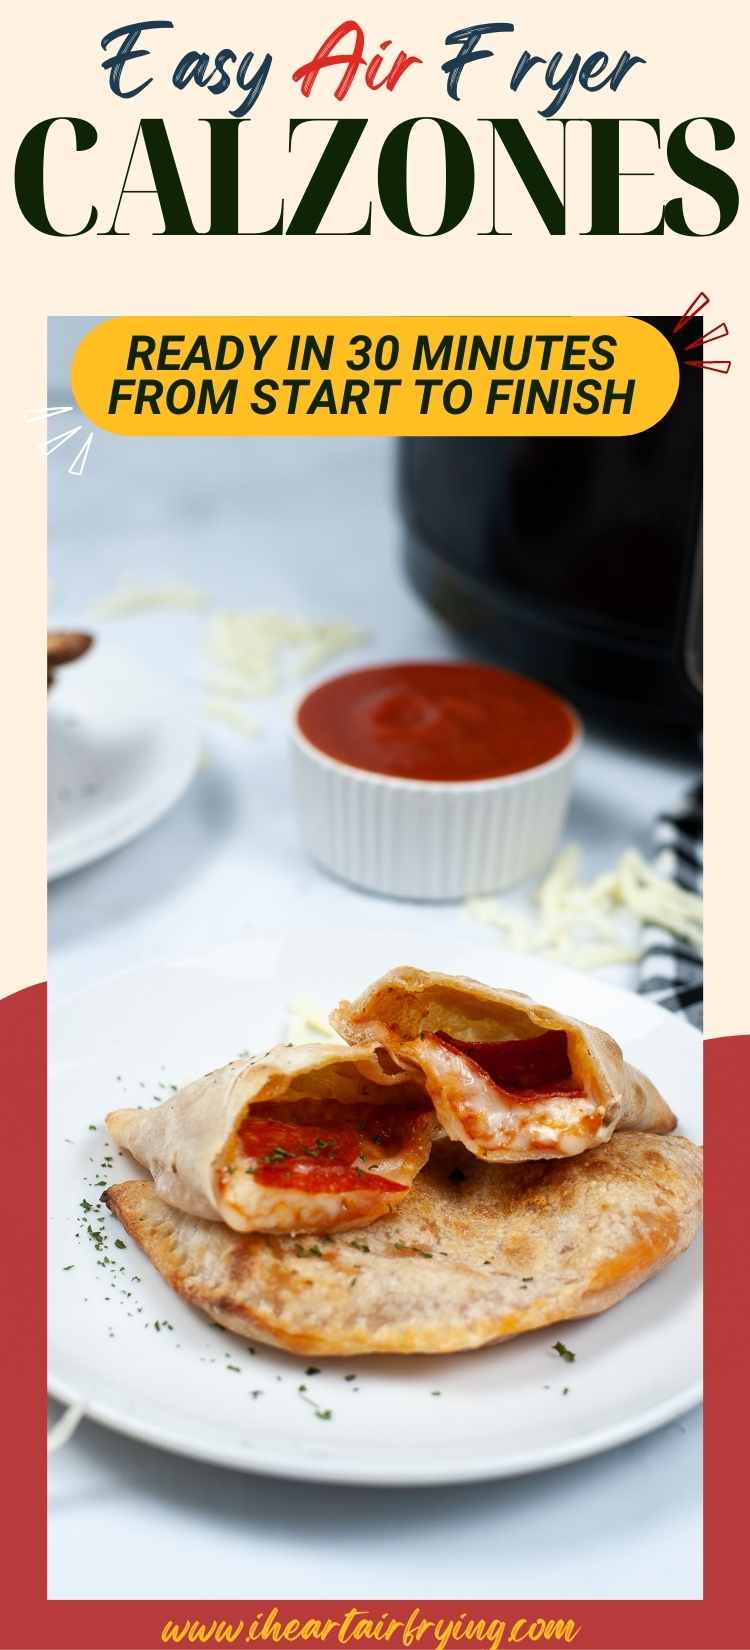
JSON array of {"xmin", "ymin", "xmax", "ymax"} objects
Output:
[
  {"xmin": 434, "ymin": 1029, "xmax": 584, "ymax": 1102},
  {"xmin": 357, "ymin": 1101, "xmax": 431, "ymax": 1150},
  {"xmin": 296, "ymin": 662, "xmax": 577, "ymax": 783}
]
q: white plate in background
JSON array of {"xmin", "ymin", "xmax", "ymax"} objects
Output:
[
  {"xmin": 48, "ymin": 928, "xmax": 701, "ymax": 1485},
  {"xmin": 48, "ymin": 646, "xmax": 200, "ymax": 879}
]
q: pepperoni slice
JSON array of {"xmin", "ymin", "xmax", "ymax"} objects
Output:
[
  {"xmin": 433, "ymin": 1029, "xmax": 584, "ymax": 1101},
  {"xmin": 238, "ymin": 1115, "xmax": 360, "ymax": 1167},
  {"xmin": 254, "ymin": 1159, "xmax": 402, "ymax": 1193}
]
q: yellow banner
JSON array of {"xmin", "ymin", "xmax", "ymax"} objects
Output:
[{"xmin": 72, "ymin": 316, "xmax": 678, "ymax": 437}]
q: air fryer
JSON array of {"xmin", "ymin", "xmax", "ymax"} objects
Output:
[{"xmin": 398, "ymin": 318, "xmax": 702, "ymax": 739}]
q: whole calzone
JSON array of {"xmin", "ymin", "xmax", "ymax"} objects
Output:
[
  {"xmin": 106, "ymin": 1042, "xmax": 436, "ymax": 1235},
  {"xmin": 332, "ymin": 966, "xmax": 676, "ymax": 1163},
  {"xmin": 103, "ymin": 1132, "xmax": 702, "ymax": 1357}
]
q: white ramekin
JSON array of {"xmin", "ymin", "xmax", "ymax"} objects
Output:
[{"xmin": 291, "ymin": 698, "xmax": 581, "ymax": 901}]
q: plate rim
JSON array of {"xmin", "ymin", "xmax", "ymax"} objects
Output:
[
  {"xmin": 47, "ymin": 649, "xmax": 201, "ymax": 880},
  {"xmin": 47, "ymin": 1373, "xmax": 702, "ymax": 1487}
]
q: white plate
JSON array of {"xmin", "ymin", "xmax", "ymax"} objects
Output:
[
  {"xmin": 48, "ymin": 646, "xmax": 200, "ymax": 879},
  {"xmin": 48, "ymin": 927, "xmax": 702, "ymax": 1486}
]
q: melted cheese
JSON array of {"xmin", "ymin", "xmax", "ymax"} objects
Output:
[
  {"xmin": 218, "ymin": 1173, "xmax": 400, "ymax": 1234},
  {"xmin": 409, "ymin": 1034, "xmax": 606, "ymax": 1158}
]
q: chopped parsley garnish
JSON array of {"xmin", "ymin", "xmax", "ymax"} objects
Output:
[
  {"xmin": 553, "ymin": 1341, "xmax": 575, "ymax": 1363},
  {"xmin": 299, "ymin": 1392, "xmax": 333, "ymax": 1421},
  {"xmin": 305, "ymin": 1366, "xmax": 320, "ymax": 1376},
  {"xmin": 349, "ymin": 1240, "xmax": 370, "ymax": 1253},
  {"xmin": 114, "ymin": 1239, "xmax": 126, "ymax": 1250},
  {"xmin": 308, "ymin": 1138, "xmax": 336, "ymax": 1156},
  {"xmin": 255, "ymin": 1137, "xmax": 342, "ymax": 1169}
]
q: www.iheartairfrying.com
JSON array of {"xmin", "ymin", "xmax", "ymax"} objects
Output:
[{"xmin": 159, "ymin": 1608, "xmax": 581, "ymax": 1647}]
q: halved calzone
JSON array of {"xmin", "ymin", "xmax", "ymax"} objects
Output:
[
  {"xmin": 106, "ymin": 1042, "xmax": 435, "ymax": 1235},
  {"xmin": 332, "ymin": 967, "xmax": 676, "ymax": 1163}
]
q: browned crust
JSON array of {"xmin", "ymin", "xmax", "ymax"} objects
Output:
[{"xmin": 103, "ymin": 1131, "xmax": 702, "ymax": 1357}]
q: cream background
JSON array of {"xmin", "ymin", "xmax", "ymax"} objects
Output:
[{"xmin": 3, "ymin": 1, "xmax": 745, "ymax": 1030}]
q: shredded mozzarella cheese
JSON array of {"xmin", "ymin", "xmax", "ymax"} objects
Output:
[
  {"xmin": 84, "ymin": 588, "xmax": 368, "ymax": 737},
  {"xmin": 468, "ymin": 846, "xmax": 702, "ymax": 971},
  {"xmin": 93, "ymin": 583, "xmax": 210, "ymax": 617},
  {"xmin": 207, "ymin": 611, "xmax": 369, "ymax": 701}
]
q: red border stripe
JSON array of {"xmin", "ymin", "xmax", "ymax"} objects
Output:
[{"xmin": 2, "ymin": 986, "xmax": 745, "ymax": 1646}]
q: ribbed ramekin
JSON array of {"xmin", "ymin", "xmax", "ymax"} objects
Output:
[{"xmin": 290, "ymin": 706, "xmax": 581, "ymax": 901}]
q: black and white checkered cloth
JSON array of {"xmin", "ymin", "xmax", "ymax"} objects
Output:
[{"xmin": 638, "ymin": 781, "xmax": 703, "ymax": 1029}]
